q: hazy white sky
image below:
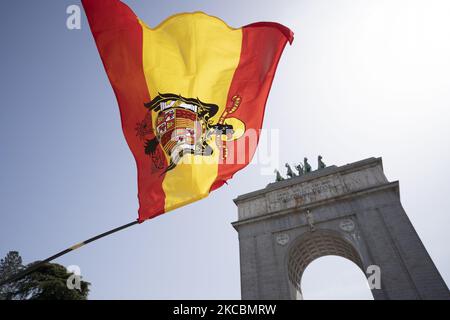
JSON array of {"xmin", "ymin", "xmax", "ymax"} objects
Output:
[{"xmin": 0, "ymin": 0, "xmax": 449, "ymax": 299}]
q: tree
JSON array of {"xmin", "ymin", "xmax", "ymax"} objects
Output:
[
  {"xmin": 0, "ymin": 252, "xmax": 90, "ymax": 300},
  {"xmin": 15, "ymin": 263, "xmax": 90, "ymax": 300},
  {"xmin": 0, "ymin": 251, "xmax": 23, "ymax": 300}
]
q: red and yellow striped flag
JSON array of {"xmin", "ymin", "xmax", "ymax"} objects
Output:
[{"xmin": 82, "ymin": 0, "xmax": 293, "ymax": 222}]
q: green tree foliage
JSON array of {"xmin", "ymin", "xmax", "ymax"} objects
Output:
[
  {"xmin": 0, "ymin": 251, "xmax": 23, "ymax": 300},
  {"xmin": 0, "ymin": 251, "xmax": 90, "ymax": 300}
]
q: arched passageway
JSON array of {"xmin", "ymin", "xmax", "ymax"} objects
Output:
[
  {"xmin": 301, "ymin": 255, "xmax": 373, "ymax": 300},
  {"xmin": 287, "ymin": 230, "xmax": 372, "ymax": 299}
]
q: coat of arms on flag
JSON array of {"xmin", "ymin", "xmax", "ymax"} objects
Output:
[{"xmin": 136, "ymin": 93, "xmax": 244, "ymax": 173}]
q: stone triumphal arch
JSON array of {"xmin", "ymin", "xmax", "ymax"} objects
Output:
[{"xmin": 233, "ymin": 157, "xmax": 449, "ymax": 299}]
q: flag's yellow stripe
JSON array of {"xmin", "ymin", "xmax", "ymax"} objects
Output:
[{"xmin": 139, "ymin": 12, "xmax": 242, "ymax": 212}]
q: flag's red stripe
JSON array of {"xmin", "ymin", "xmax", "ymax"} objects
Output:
[
  {"xmin": 210, "ymin": 23, "xmax": 293, "ymax": 191},
  {"xmin": 82, "ymin": 0, "xmax": 167, "ymax": 221}
]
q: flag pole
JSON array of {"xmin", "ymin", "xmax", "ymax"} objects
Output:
[{"xmin": 0, "ymin": 220, "xmax": 140, "ymax": 287}]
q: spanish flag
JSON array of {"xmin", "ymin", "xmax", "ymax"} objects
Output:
[{"xmin": 82, "ymin": 0, "xmax": 293, "ymax": 222}]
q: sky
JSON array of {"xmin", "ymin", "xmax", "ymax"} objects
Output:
[{"xmin": 1, "ymin": 0, "xmax": 449, "ymax": 300}]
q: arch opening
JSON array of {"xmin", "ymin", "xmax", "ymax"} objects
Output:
[
  {"xmin": 287, "ymin": 230, "xmax": 372, "ymax": 300},
  {"xmin": 301, "ymin": 256, "xmax": 374, "ymax": 300}
]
